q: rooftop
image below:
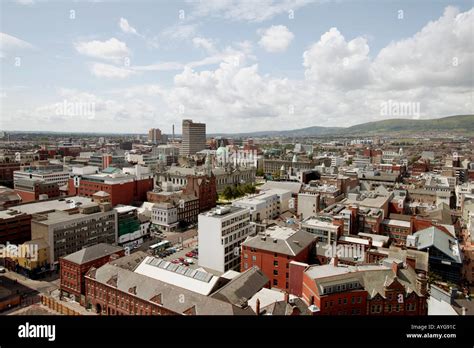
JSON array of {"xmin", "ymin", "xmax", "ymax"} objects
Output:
[
  {"xmin": 62, "ymin": 243, "xmax": 123, "ymax": 265},
  {"xmin": 134, "ymin": 256, "xmax": 220, "ymax": 296},
  {"xmin": 86, "ymin": 263, "xmax": 254, "ymax": 315},
  {"xmin": 242, "ymin": 227, "xmax": 316, "ymax": 256},
  {"xmin": 12, "ymin": 196, "xmax": 93, "ymax": 215}
]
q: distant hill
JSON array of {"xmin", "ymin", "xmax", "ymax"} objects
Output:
[
  {"xmin": 342, "ymin": 115, "xmax": 474, "ymax": 135},
  {"xmin": 211, "ymin": 114, "xmax": 473, "ymax": 137}
]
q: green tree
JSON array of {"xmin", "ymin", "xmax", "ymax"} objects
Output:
[{"xmin": 223, "ymin": 186, "xmax": 234, "ymax": 200}]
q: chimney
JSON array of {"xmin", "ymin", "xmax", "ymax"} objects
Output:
[
  {"xmin": 391, "ymin": 261, "xmax": 399, "ymax": 275},
  {"xmin": 333, "ymin": 256, "xmax": 339, "ymax": 267},
  {"xmin": 416, "ymin": 272, "xmax": 428, "ymax": 296},
  {"xmin": 284, "ymin": 292, "xmax": 289, "ymax": 303},
  {"xmin": 406, "ymin": 256, "xmax": 416, "ymax": 270},
  {"xmin": 461, "ymin": 307, "xmax": 466, "ymax": 316},
  {"xmin": 256, "ymin": 299, "xmax": 260, "ymax": 315}
]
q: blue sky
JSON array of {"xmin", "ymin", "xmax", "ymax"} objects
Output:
[{"xmin": 1, "ymin": 0, "xmax": 473, "ymax": 134}]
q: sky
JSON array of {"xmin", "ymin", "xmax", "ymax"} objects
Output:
[{"xmin": 0, "ymin": 0, "xmax": 473, "ymax": 134}]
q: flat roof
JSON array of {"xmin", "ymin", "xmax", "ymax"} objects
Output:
[
  {"xmin": 382, "ymin": 219, "xmax": 411, "ymax": 228},
  {"xmin": 12, "ymin": 197, "xmax": 93, "ymax": 215},
  {"xmin": 302, "ymin": 218, "xmax": 339, "ymax": 230},
  {"xmin": 305, "ymin": 264, "xmax": 390, "ymax": 280}
]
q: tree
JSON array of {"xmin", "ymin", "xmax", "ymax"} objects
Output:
[{"xmin": 223, "ymin": 186, "xmax": 234, "ymax": 200}]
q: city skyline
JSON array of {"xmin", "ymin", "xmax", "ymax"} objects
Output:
[{"xmin": 1, "ymin": 0, "xmax": 473, "ymax": 134}]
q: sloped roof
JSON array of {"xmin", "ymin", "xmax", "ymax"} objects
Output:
[
  {"xmin": 242, "ymin": 228, "xmax": 316, "ymax": 256},
  {"xmin": 305, "ymin": 264, "xmax": 423, "ymax": 299},
  {"xmin": 210, "ymin": 267, "xmax": 269, "ymax": 307},
  {"xmin": 62, "ymin": 243, "xmax": 123, "ymax": 265},
  {"xmin": 86, "ymin": 263, "xmax": 255, "ymax": 315},
  {"xmin": 413, "ymin": 226, "xmax": 462, "ymax": 263}
]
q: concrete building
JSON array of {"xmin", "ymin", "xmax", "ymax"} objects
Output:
[
  {"xmin": 0, "ymin": 186, "xmax": 22, "ymax": 210},
  {"xmin": 301, "ymin": 217, "xmax": 341, "ymax": 245},
  {"xmin": 31, "ymin": 202, "xmax": 118, "ymax": 266},
  {"xmin": 198, "ymin": 206, "xmax": 251, "ymax": 273},
  {"xmin": 148, "ymin": 128, "xmax": 166, "ymax": 144},
  {"xmin": 14, "ymin": 168, "xmax": 69, "ymax": 187},
  {"xmin": 115, "ymin": 205, "xmax": 149, "ymax": 250},
  {"xmin": 181, "ymin": 119, "xmax": 206, "ymax": 156},
  {"xmin": 297, "ymin": 192, "xmax": 320, "ymax": 220},
  {"xmin": 151, "ymin": 202, "xmax": 178, "ymax": 232}
]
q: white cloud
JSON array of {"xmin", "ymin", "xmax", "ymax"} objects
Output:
[
  {"xmin": 74, "ymin": 38, "xmax": 130, "ymax": 62},
  {"xmin": 0, "ymin": 32, "xmax": 34, "ymax": 57},
  {"xmin": 154, "ymin": 7, "xmax": 473, "ymax": 133},
  {"xmin": 258, "ymin": 25, "xmax": 294, "ymax": 53},
  {"xmin": 188, "ymin": 0, "xmax": 315, "ymax": 22},
  {"xmin": 14, "ymin": 0, "xmax": 35, "ymax": 5},
  {"xmin": 372, "ymin": 6, "xmax": 473, "ymax": 90},
  {"xmin": 161, "ymin": 24, "xmax": 197, "ymax": 41},
  {"xmin": 90, "ymin": 62, "xmax": 137, "ymax": 79},
  {"xmin": 119, "ymin": 17, "xmax": 139, "ymax": 35},
  {"xmin": 192, "ymin": 37, "xmax": 217, "ymax": 54},
  {"xmin": 303, "ymin": 27, "xmax": 371, "ymax": 89}
]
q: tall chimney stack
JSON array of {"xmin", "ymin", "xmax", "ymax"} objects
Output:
[{"xmin": 256, "ymin": 299, "xmax": 261, "ymax": 315}]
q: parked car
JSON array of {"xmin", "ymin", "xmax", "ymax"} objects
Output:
[
  {"xmin": 185, "ymin": 252, "xmax": 194, "ymax": 257},
  {"xmin": 185, "ymin": 258, "xmax": 194, "ymax": 264},
  {"xmin": 0, "ymin": 267, "xmax": 6, "ymax": 273},
  {"xmin": 171, "ymin": 259, "xmax": 180, "ymax": 264},
  {"xmin": 182, "ymin": 261, "xmax": 189, "ymax": 266},
  {"xmin": 178, "ymin": 257, "xmax": 185, "ymax": 262}
]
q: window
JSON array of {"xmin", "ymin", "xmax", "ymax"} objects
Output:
[
  {"xmin": 273, "ymin": 260, "xmax": 278, "ymax": 267},
  {"xmin": 252, "ymin": 255, "xmax": 256, "ymax": 261},
  {"xmin": 273, "ymin": 279, "xmax": 278, "ymax": 286},
  {"xmin": 273, "ymin": 270, "xmax": 278, "ymax": 276}
]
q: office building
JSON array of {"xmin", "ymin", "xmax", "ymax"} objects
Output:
[
  {"xmin": 198, "ymin": 206, "xmax": 251, "ymax": 273},
  {"xmin": 181, "ymin": 119, "xmax": 206, "ymax": 156},
  {"xmin": 31, "ymin": 202, "xmax": 117, "ymax": 266}
]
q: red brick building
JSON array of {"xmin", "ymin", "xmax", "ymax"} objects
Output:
[
  {"xmin": 184, "ymin": 174, "xmax": 217, "ymax": 212},
  {"xmin": 300, "ymin": 260, "xmax": 427, "ymax": 315},
  {"xmin": 60, "ymin": 243, "xmax": 124, "ymax": 304},
  {"xmin": 0, "ymin": 161, "xmax": 21, "ymax": 187},
  {"xmin": 68, "ymin": 174, "xmax": 153, "ymax": 206},
  {"xmin": 241, "ymin": 227, "xmax": 316, "ymax": 291},
  {"xmin": 0, "ymin": 210, "xmax": 32, "ymax": 245},
  {"xmin": 84, "ymin": 257, "xmax": 255, "ymax": 315},
  {"xmin": 14, "ymin": 179, "xmax": 60, "ymax": 202}
]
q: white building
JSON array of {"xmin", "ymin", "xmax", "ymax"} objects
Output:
[
  {"xmin": 14, "ymin": 169, "xmax": 70, "ymax": 187},
  {"xmin": 232, "ymin": 188, "xmax": 292, "ymax": 222},
  {"xmin": 297, "ymin": 192, "xmax": 320, "ymax": 220},
  {"xmin": 151, "ymin": 202, "xmax": 179, "ymax": 232},
  {"xmin": 301, "ymin": 217, "xmax": 339, "ymax": 245},
  {"xmin": 198, "ymin": 206, "xmax": 251, "ymax": 273}
]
